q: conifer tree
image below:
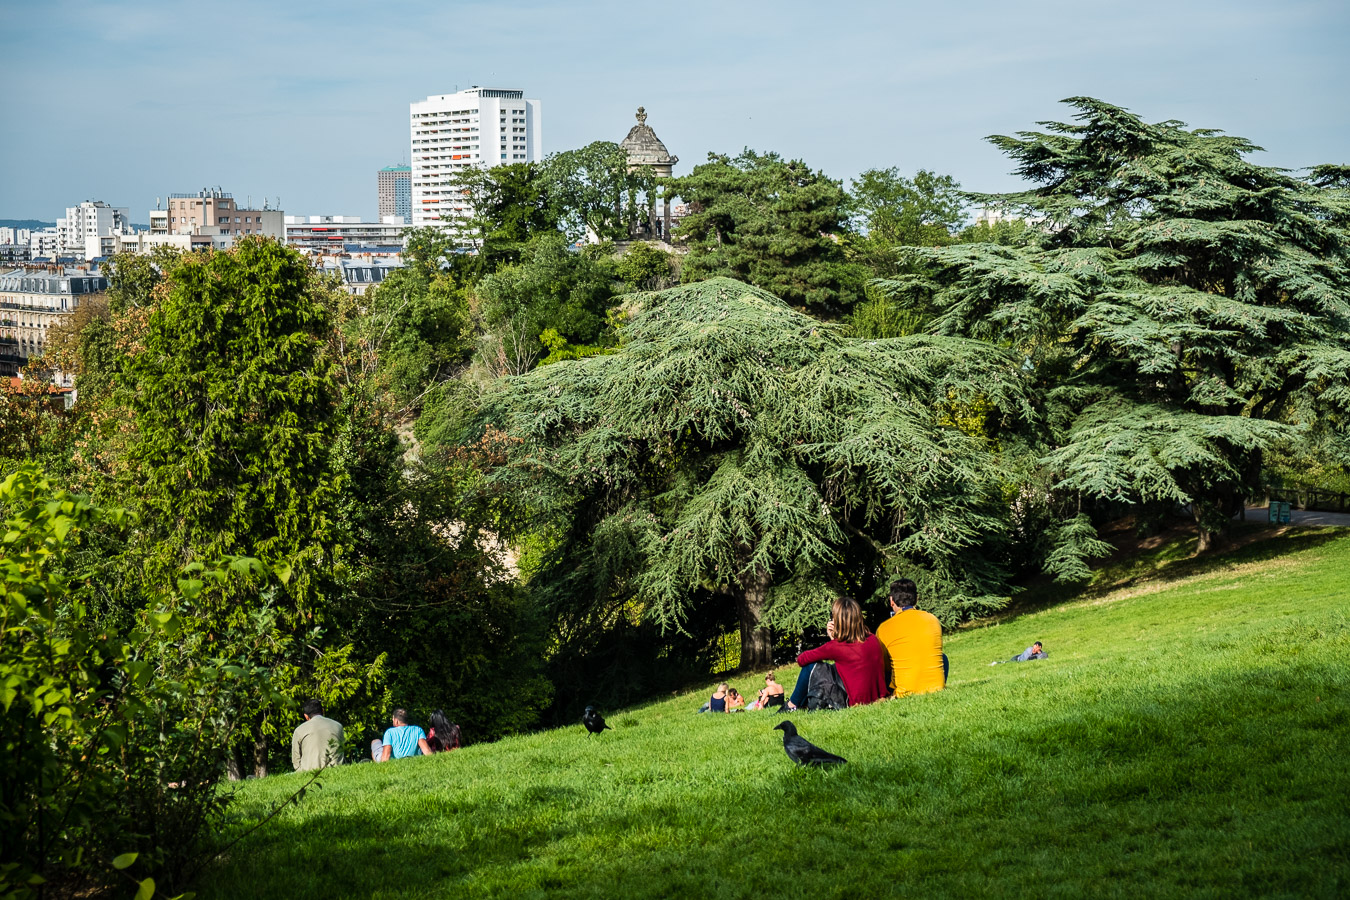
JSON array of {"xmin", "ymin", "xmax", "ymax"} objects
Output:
[
  {"xmin": 486, "ymin": 278, "xmax": 1040, "ymax": 666},
  {"xmin": 885, "ymin": 99, "xmax": 1350, "ymax": 550},
  {"xmin": 667, "ymin": 151, "xmax": 867, "ymax": 314}
]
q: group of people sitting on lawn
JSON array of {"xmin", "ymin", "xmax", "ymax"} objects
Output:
[
  {"xmin": 701, "ymin": 672, "xmax": 788, "ymax": 712},
  {"xmin": 700, "ymin": 579, "xmax": 1047, "ymax": 712},
  {"xmin": 290, "ymin": 701, "xmax": 462, "ymax": 773}
]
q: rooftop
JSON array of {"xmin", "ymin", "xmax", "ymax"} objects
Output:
[{"xmin": 619, "ymin": 107, "xmax": 677, "ymax": 169}]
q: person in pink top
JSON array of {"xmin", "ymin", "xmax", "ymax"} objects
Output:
[{"xmin": 787, "ymin": 596, "xmax": 888, "ymax": 709}]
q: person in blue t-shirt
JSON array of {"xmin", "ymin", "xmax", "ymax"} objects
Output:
[{"xmin": 379, "ymin": 708, "xmax": 431, "ymax": 760}]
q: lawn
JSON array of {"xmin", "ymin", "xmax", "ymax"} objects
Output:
[{"xmin": 202, "ymin": 526, "xmax": 1350, "ymax": 899}]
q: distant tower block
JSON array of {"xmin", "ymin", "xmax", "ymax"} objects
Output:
[
  {"xmin": 619, "ymin": 106, "xmax": 678, "ymax": 240},
  {"xmin": 378, "ymin": 165, "xmax": 412, "ymax": 224}
]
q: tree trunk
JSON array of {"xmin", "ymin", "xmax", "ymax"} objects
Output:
[
  {"xmin": 226, "ymin": 749, "xmax": 244, "ymax": 782},
  {"xmin": 252, "ymin": 737, "xmax": 268, "ymax": 779},
  {"xmin": 737, "ymin": 568, "xmax": 774, "ymax": 671},
  {"xmin": 1195, "ymin": 520, "xmax": 1218, "ymax": 554},
  {"xmin": 1193, "ymin": 490, "xmax": 1240, "ymax": 554}
]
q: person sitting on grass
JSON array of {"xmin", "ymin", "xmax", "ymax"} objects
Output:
[
  {"xmin": 726, "ymin": 688, "xmax": 746, "ymax": 711},
  {"xmin": 699, "ymin": 683, "xmax": 730, "ymax": 713},
  {"xmin": 750, "ymin": 673, "xmax": 786, "ymax": 710},
  {"xmin": 379, "ymin": 708, "xmax": 431, "ymax": 760},
  {"xmin": 787, "ymin": 596, "xmax": 888, "ymax": 710},
  {"xmin": 989, "ymin": 641, "xmax": 1048, "ymax": 665},
  {"xmin": 427, "ymin": 709, "xmax": 462, "ymax": 753},
  {"xmin": 875, "ymin": 579, "xmax": 947, "ymax": 697},
  {"xmin": 291, "ymin": 698, "xmax": 344, "ymax": 772}
]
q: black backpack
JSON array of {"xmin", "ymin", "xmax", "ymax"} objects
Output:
[{"xmin": 806, "ymin": 663, "xmax": 850, "ymax": 711}]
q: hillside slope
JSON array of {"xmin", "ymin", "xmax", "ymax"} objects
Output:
[{"xmin": 205, "ymin": 527, "xmax": 1350, "ymax": 899}]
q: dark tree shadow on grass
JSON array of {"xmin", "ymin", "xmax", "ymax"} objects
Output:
[{"xmin": 199, "ymin": 643, "xmax": 1350, "ymax": 900}]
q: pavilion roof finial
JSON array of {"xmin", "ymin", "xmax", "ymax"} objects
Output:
[{"xmin": 636, "ymin": 106, "xmax": 647, "ymax": 126}]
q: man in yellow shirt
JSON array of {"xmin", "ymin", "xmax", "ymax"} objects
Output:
[{"xmin": 874, "ymin": 579, "xmax": 946, "ymax": 697}]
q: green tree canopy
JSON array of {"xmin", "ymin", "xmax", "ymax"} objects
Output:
[
  {"xmin": 850, "ymin": 168, "xmax": 967, "ymax": 245},
  {"xmin": 883, "ymin": 98, "xmax": 1350, "ymax": 550},
  {"xmin": 545, "ymin": 141, "xmax": 655, "ymax": 243},
  {"xmin": 484, "ymin": 278, "xmax": 1043, "ymax": 667},
  {"xmin": 447, "ymin": 162, "xmax": 558, "ymax": 272},
  {"xmin": 474, "ymin": 233, "xmax": 619, "ymax": 376},
  {"xmin": 116, "ymin": 236, "xmax": 341, "ymax": 609},
  {"xmin": 666, "ymin": 150, "xmax": 867, "ymax": 314}
]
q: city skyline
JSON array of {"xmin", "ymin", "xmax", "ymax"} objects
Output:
[{"xmin": 2, "ymin": 0, "xmax": 1347, "ymax": 222}]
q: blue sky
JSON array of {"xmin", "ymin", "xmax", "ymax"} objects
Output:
[{"xmin": 3, "ymin": 0, "xmax": 1346, "ymax": 222}]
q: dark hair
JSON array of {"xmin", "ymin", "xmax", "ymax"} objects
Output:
[
  {"xmin": 1033, "ymin": 641, "xmax": 1042, "ymax": 648},
  {"xmin": 391, "ymin": 708, "xmax": 409, "ymax": 725},
  {"xmin": 889, "ymin": 579, "xmax": 918, "ymax": 607},
  {"xmin": 302, "ymin": 698, "xmax": 323, "ymax": 718},
  {"xmin": 427, "ymin": 709, "xmax": 461, "ymax": 752}
]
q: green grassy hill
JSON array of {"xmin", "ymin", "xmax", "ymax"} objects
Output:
[{"xmin": 205, "ymin": 527, "xmax": 1350, "ymax": 899}]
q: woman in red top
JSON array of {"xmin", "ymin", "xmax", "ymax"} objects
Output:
[{"xmin": 787, "ymin": 596, "xmax": 888, "ymax": 708}]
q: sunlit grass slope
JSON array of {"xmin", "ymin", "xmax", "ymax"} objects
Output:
[{"xmin": 205, "ymin": 527, "xmax": 1350, "ymax": 899}]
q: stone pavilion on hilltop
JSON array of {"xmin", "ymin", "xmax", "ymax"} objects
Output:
[{"xmin": 619, "ymin": 106, "xmax": 679, "ymax": 241}]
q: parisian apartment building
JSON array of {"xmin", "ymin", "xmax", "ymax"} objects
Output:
[
  {"xmin": 0, "ymin": 265, "xmax": 107, "ymax": 378},
  {"xmin": 410, "ymin": 87, "xmax": 542, "ymax": 231}
]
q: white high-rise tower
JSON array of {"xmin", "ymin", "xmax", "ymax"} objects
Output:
[{"xmin": 410, "ymin": 87, "xmax": 543, "ymax": 231}]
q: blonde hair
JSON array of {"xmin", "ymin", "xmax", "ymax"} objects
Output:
[{"xmin": 832, "ymin": 596, "xmax": 868, "ymax": 643}]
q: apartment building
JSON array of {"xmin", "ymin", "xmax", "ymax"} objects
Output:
[
  {"xmin": 410, "ymin": 87, "xmax": 542, "ymax": 231},
  {"xmin": 0, "ymin": 245, "xmax": 31, "ymax": 266},
  {"xmin": 321, "ymin": 257, "xmax": 404, "ymax": 296},
  {"xmin": 29, "ymin": 229, "xmax": 60, "ymax": 259},
  {"xmin": 285, "ymin": 215, "xmax": 407, "ymax": 252},
  {"xmin": 150, "ymin": 188, "xmax": 284, "ymax": 244},
  {"xmin": 56, "ymin": 200, "xmax": 129, "ymax": 260},
  {"xmin": 0, "ymin": 266, "xmax": 107, "ymax": 377},
  {"xmin": 378, "ymin": 165, "xmax": 412, "ymax": 224}
]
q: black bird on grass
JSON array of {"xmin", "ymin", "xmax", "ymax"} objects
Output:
[
  {"xmin": 774, "ymin": 720, "xmax": 846, "ymax": 766},
  {"xmin": 582, "ymin": 706, "xmax": 612, "ymax": 736}
]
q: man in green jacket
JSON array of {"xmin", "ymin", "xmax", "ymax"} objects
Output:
[{"xmin": 291, "ymin": 699, "xmax": 345, "ymax": 772}]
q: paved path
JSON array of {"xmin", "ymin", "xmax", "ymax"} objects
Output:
[{"xmin": 1242, "ymin": 506, "xmax": 1350, "ymax": 527}]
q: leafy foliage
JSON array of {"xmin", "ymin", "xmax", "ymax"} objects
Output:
[
  {"xmin": 484, "ymin": 278, "xmax": 1040, "ymax": 667},
  {"xmin": 847, "ymin": 167, "xmax": 967, "ymax": 278},
  {"xmin": 474, "ymin": 234, "xmax": 619, "ymax": 377},
  {"xmin": 0, "ymin": 465, "xmax": 289, "ymax": 898},
  {"xmin": 667, "ymin": 150, "xmax": 866, "ymax": 313},
  {"xmin": 883, "ymin": 98, "xmax": 1350, "ymax": 550},
  {"xmin": 545, "ymin": 142, "xmax": 655, "ymax": 243},
  {"xmin": 445, "ymin": 163, "xmax": 558, "ymax": 273}
]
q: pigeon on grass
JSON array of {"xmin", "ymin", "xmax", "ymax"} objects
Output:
[
  {"xmin": 582, "ymin": 706, "xmax": 612, "ymax": 736},
  {"xmin": 774, "ymin": 720, "xmax": 846, "ymax": 766}
]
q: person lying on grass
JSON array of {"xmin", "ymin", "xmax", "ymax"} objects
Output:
[
  {"xmin": 786, "ymin": 596, "xmax": 888, "ymax": 710},
  {"xmin": 989, "ymin": 641, "xmax": 1047, "ymax": 666},
  {"xmin": 726, "ymin": 688, "xmax": 746, "ymax": 711},
  {"xmin": 379, "ymin": 708, "xmax": 432, "ymax": 760}
]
